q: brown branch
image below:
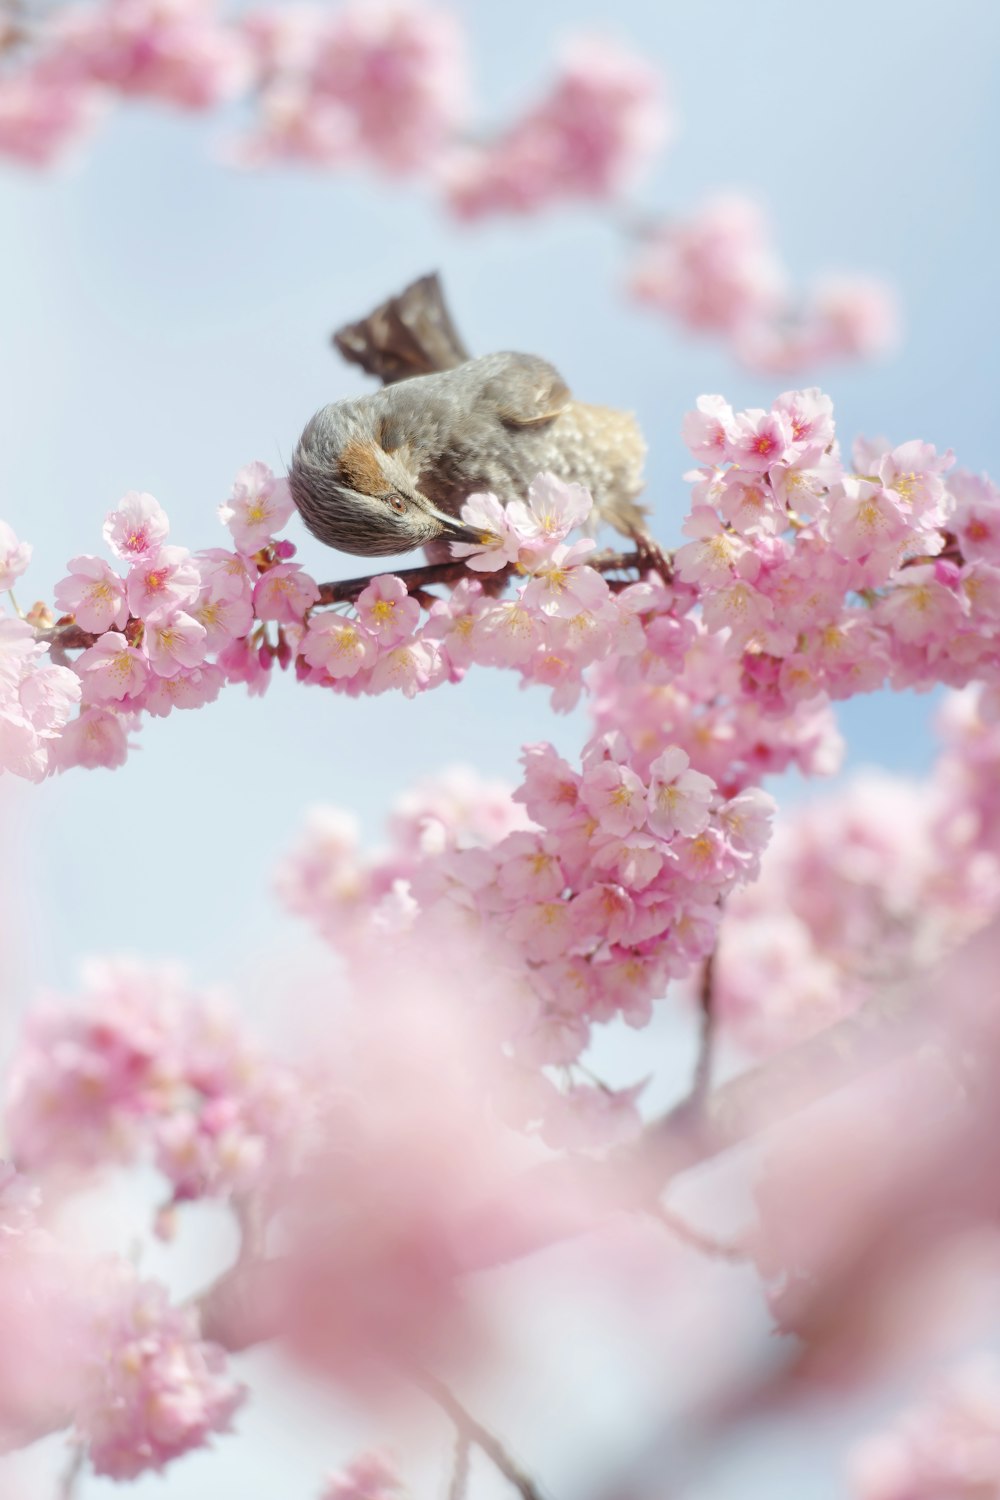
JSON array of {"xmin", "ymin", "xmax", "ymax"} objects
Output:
[
  {"xmin": 314, "ymin": 547, "xmax": 651, "ymax": 607},
  {"xmin": 652, "ymin": 1202, "xmax": 748, "ymax": 1264},
  {"xmin": 57, "ymin": 1444, "xmax": 85, "ymax": 1500},
  {"xmin": 688, "ymin": 948, "xmax": 717, "ymax": 1108},
  {"xmin": 412, "ymin": 1367, "xmax": 546, "ymax": 1500},
  {"xmin": 32, "ymin": 549, "xmax": 658, "ymax": 655},
  {"xmin": 447, "ymin": 1428, "xmax": 472, "ymax": 1500}
]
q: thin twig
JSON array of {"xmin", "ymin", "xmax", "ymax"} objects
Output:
[
  {"xmin": 447, "ymin": 1428, "xmax": 472, "ymax": 1500},
  {"xmin": 653, "ymin": 1202, "xmax": 748, "ymax": 1264},
  {"xmin": 33, "ymin": 547, "xmax": 657, "ymax": 655},
  {"xmin": 57, "ymin": 1444, "xmax": 85, "ymax": 1500},
  {"xmin": 412, "ymin": 1367, "xmax": 546, "ymax": 1500},
  {"xmin": 688, "ymin": 948, "xmax": 717, "ymax": 1107}
]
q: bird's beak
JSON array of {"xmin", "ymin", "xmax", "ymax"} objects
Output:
[{"xmin": 421, "ymin": 502, "xmax": 484, "ymax": 545}]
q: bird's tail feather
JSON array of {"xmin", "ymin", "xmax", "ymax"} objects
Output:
[{"xmin": 332, "ymin": 273, "xmax": 472, "ymax": 386}]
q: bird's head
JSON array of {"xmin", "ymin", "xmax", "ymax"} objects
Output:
[{"xmin": 288, "ymin": 400, "xmax": 480, "ymax": 558}]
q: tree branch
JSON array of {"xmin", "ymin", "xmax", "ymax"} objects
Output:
[
  {"xmin": 447, "ymin": 1427, "xmax": 472, "ymax": 1500},
  {"xmin": 33, "ymin": 548, "xmax": 659, "ymax": 656},
  {"xmin": 57, "ymin": 1444, "xmax": 85, "ymax": 1500},
  {"xmin": 652, "ymin": 1202, "xmax": 748, "ymax": 1264},
  {"xmin": 411, "ymin": 1367, "xmax": 546, "ymax": 1500},
  {"xmin": 687, "ymin": 948, "xmax": 717, "ymax": 1109}
]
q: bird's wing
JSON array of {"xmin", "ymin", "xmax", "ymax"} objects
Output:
[
  {"xmin": 485, "ymin": 352, "xmax": 572, "ymax": 428},
  {"xmin": 332, "ymin": 273, "xmax": 472, "ymax": 385}
]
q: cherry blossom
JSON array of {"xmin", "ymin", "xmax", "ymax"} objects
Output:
[
  {"xmin": 321, "ymin": 1453, "xmax": 404, "ymax": 1500},
  {"xmin": 849, "ymin": 1359, "xmax": 1000, "ymax": 1500},
  {"xmin": 75, "ymin": 631, "xmax": 149, "ymax": 702},
  {"xmin": 0, "ymin": 521, "xmax": 32, "ymax": 592},
  {"xmin": 446, "ymin": 36, "xmax": 668, "ymax": 217},
  {"xmin": 54, "ymin": 556, "xmax": 129, "ymax": 633},
  {"xmin": 218, "ymin": 461, "xmax": 294, "ymax": 553},
  {"xmin": 75, "ymin": 1268, "xmax": 244, "ymax": 1479}
]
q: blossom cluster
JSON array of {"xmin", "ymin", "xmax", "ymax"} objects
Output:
[
  {"xmin": 75, "ymin": 1267, "xmax": 245, "ymax": 1478},
  {"xmin": 277, "ymin": 744, "xmax": 775, "ymax": 1145},
  {"xmin": 3, "ymin": 386, "xmax": 1000, "ymax": 807},
  {"xmin": 0, "ymin": 0, "xmax": 892, "ymax": 372},
  {"xmin": 589, "ymin": 389, "xmax": 1000, "ymax": 774},
  {"xmin": 849, "ymin": 1359, "xmax": 1000, "ymax": 1500},
  {"xmin": 0, "ymin": 1166, "xmax": 243, "ymax": 1477},
  {"xmin": 630, "ymin": 193, "xmax": 898, "ymax": 372},
  {"xmin": 300, "ymin": 475, "xmax": 660, "ymax": 710},
  {"xmin": 321, "ymin": 1454, "xmax": 404, "ymax": 1500},
  {"xmin": 713, "ymin": 687, "xmax": 1000, "ymax": 1053},
  {"xmin": 0, "ymin": 461, "xmax": 312, "ymax": 777},
  {"xmin": 5, "ymin": 957, "xmax": 306, "ymax": 1224}
]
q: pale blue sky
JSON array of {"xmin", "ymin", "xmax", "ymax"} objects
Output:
[{"xmin": 0, "ymin": 0, "xmax": 998, "ymax": 1493}]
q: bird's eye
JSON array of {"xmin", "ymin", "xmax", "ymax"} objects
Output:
[{"xmin": 387, "ymin": 495, "xmax": 407, "ymax": 515}]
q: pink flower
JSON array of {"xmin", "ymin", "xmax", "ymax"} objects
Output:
[
  {"xmin": 580, "ymin": 758, "xmax": 647, "ymax": 837},
  {"xmin": 450, "ymin": 492, "xmax": 523, "ymax": 571},
  {"xmin": 217, "ymin": 635, "xmax": 272, "ymax": 696},
  {"xmin": 569, "ymin": 881, "xmax": 636, "ymax": 946},
  {"xmin": 682, "ymin": 395, "xmax": 736, "ymax": 463},
  {"xmin": 191, "ymin": 588, "xmax": 253, "ymax": 651},
  {"xmin": 447, "ymin": 36, "xmax": 668, "ymax": 217},
  {"xmin": 52, "ymin": 708, "xmax": 131, "ymax": 770},
  {"xmin": 0, "ymin": 616, "xmax": 81, "ymax": 780},
  {"xmin": 0, "ymin": 521, "xmax": 32, "ymax": 591},
  {"xmin": 875, "ymin": 565, "xmax": 965, "ymax": 645},
  {"xmin": 877, "ymin": 440, "xmax": 954, "ymax": 524},
  {"xmin": 311, "ymin": 1, "xmax": 468, "ymax": 174},
  {"xmin": 219, "ymin": 461, "xmax": 293, "ymax": 552},
  {"xmin": 520, "ymin": 541, "xmax": 608, "ymax": 618},
  {"xmin": 772, "ymin": 387, "xmax": 836, "ymax": 456},
  {"xmin": 322, "ymin": 1452, "xmax": 404, "ymax": 1500},
  {"xmin": 724, "ymin": 408, "xmax": 794, "ymax": 473},
  {"xmin": 102, "ymin": 491, "xmax": 169, "ymax": 562},
  {"xmin": 717, "ymin": 470, "xmax": 781, "ymax": 536},
  {"xmin": 368, "ymin": 638, "xmax": 443, "ymax": 698},
  {"xmin": 195, "ymin": 547, "xmax": 256, "ymax": 603},
  {"xmin": 125, "ymin": 545, "xmax": 201, "ymax": 620},
  {"xmin": 5, "ymin": 961, "xmax": 171, "ymax": 1170},
  {"xmin": 495, "ymin": 831, "xmax": 565, "ymax": 902},
  {"xmin": 514, "ymin": 743, "xmax": 583, "ymax": 829},
  {"xmin": 849, "ymin": 1358, "xmax": 1000, "ymax": 1500},
  {"xmin": 827, "ymin": 477, "xmax": 910, "ymax": 565},
  {"xmin": 76, "ymin": 1269, "xmax": 244, "ymax": 1479},
  {"xmin": 646, "ymin": 747, "xmax": 715, "ymax": 839},
  {"xmin": 252, "ymin": 562, "xmax": 320, "ymax": 624},
  {"xmin": 505, "ymin": 472, "xmax": 594, "ymax": 555},
  {"xmin": 718, "ymin": 787, "xmax": 776, "ymax": 856},
  {"xmin": 302, "ymin": 615, "xmax": 378, "ymax": 679},
  {"xmin": 143, "ymin": 609, "xmax": 209, "ymax": 676},
  {"xmin": 674, "ymin": 507, "xmax": 747, "ymax": 587},
  {"xmin": 470, "ymin": 600, "xmax": 544, "ymax": 665},
  {"xmin": 0, "ymin": 66, "xmax": 104, "ymax": 167},
  {"xmin": 144, "ymin": 666, "xmax": 223, "ymax": 716},
  {"xmin": 355, "ymin": 575, "xmax": 421, "ymax": 645},
  {"xmin": 76, "ymin": 632, "xmax": 149, "ymax": 702},
  {"xmin": 507, "ymin": 898, "xmax": 575, "ymax": 962},
  {"xmin": 590, "ymin": 829, "xmax": 663, "ymax": 889},
  {"xmin": 629, "ymin": 194, "xmax": 788, "ymax": 338},
  {"xmin": 700, "ymin": 577, "xmax": 774, "ymax": 641},
  {"xmin": 54, "ymin": 556, "xmax": 129, "ymax": 633},
  {"xmin": 230, "ymin": 78, "xmax": 356, "ymax": 168},
  {"xmin": 808, "ymin": 274, "xmax": 900, "ymax": 360},
  {"xmin": 47, "ymin": 0, "xmax": 252, "ymax": 110}
]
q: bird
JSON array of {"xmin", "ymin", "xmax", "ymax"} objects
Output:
[{"xmin": 287, "ymin": 274, "xmax": 649, "ymax": 560}]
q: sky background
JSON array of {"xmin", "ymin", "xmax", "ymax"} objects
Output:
[{"xmin": 1, "ymin": 0, "xmax": 999, "ymax": 1494}]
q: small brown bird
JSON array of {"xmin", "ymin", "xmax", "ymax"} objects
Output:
[{"xmin": 288, "ymin": 275, "xmax": 649, "ymax": 559}]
